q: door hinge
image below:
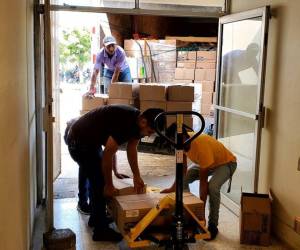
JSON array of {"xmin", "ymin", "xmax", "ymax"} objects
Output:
[{"xmin": 35, "ymin": 4, "xmax": 45, "ymax": 14}]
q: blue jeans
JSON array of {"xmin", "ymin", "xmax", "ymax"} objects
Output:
[
  {"xmin": 68, "ymin": 143, "xmax": 109, "ymax": 230},
  {"xmin": 183, "ymin": 162, "xmax": 237, "ymax": 227},
  {"xmin": 103, "ymin": 67, "xmax": 132, "ymax": 94}
]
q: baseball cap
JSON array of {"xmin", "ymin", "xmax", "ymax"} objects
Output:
[{"xmin": 103, "ymin": 36, "xmax": 117, "ymax": 46}]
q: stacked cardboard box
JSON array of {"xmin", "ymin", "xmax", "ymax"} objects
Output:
[
  {"xmin": 166, "ymin": 84, "xmax": 194, "ymax": 128},
  {"xmin": 139, "ymin": 83, "xmax": 167, "ymax": 112},
  {"xmin": 240, "ymin": 192, "xmax": 272, "ymax": 246},
  {"xmin": 194, "ymin": 50, "xmax": 217, "ymax": 116},
  {"xmin": 174, "ymin": 51, "xmax": 197, "ymax": 82},
  {"xmin": 80, "ymin": 94, "xmax": 108, "ymax": 115},
  {"xmin": 124, "ymin": 39, "xmax": 177, "ymax": 83},
  {"xmin": 112, "ymin": 192, "xmax": 205, "ymax": 235},
  {"xmin": 108, "ymin": 82, "xmax": 139, "ymax": 107}
]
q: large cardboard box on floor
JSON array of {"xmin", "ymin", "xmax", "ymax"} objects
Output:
[
  {"xmin": 108, "ymin": 82, "xmax": 139, "ymax": 99},
  {"xmin": 167, "ymin": 84, "xmax": 194, "ymax": 102},
  {"xmin": 201, "ymin": 103, "xmax": 212, "ymax": 116},
  {"xmin": 139, "ymin": 83, "xmax": 167, "ymax": 101},
  {"xmin": 113, "ymin": 192, "xmax": 205, "ymax": 235},
  {"xmin": 175, "ymin": 68, "xmax": 195, "ymax": 80},
  {"xmin": 240, "ymin": 192, "xmax": 272, "ymax": 246},
  {"xmin": 113, "ymin": 178, "xmax": 147, "ymax": 196},
  {"xmin": 82, "ymin": 94, "xmax": 108, "ymax": 111},
  {"xmin": 140, "ymin": 100, "xmax": 166, "ymax": 112}
]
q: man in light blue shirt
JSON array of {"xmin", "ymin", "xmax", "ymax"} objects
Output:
[{"xmin": 88, "ymin": 36, "xmax": 132, "ymax": 95}]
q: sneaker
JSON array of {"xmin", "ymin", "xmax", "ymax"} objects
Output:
[
  {"xmin": 77, "ymin": 202, "xmax": 91, "ymax": 215},
  {"xmin": 92, "ymin": 227, "xmax": 123, "ymax": 242},
  {"xmin": 205, "ymin": 224, "xmax": 219, "ymax": 241}
]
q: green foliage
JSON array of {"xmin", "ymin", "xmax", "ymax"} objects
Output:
[{"xmin": 59, "ymin": 28, "xmax": 91, "ymax": 69}]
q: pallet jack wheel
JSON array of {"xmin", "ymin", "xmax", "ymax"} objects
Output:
[{"xmin": 165, "ymin": 244, "xmax": 189, "ymax": 250}]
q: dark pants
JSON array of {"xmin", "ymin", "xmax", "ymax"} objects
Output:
[
  {"xmin": 68, "ymin": 143, "xmax": 109, "ymax": 230},
  {"xmin": 78, "ymin": 167, "xmax": 89, "ymax": 205}
]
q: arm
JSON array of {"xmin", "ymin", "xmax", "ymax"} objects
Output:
[
  {"xmin": 126, "ymin": 138, "xmax": 145, "ymax": 193},
  {"xmin": 199, "ymin": 167, "xmax": 209, "ymax": 204},
  {"xmin": 102, "ymin": 136, "xmax": 119, "ymax": 197},
  {"xmin": 111, "ymin": 67, "xmax": 120, "ymax": 83},
  {"xmin": 161, "ymin": 154, "xmax": 188, "ymax": 193}
]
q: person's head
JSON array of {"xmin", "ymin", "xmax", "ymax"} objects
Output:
[
  {"xmin": 246, "ymin": 43, "xmax": 259, "ymax": 58},
  {"xmin": 138, "ymin": 108, "xmax": 165, "ymax": 137},
  {"xmin": 103, "ymin": 35, "xmax": 117, "ymax": 55}
]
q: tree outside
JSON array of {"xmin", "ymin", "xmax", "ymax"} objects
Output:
[{"xmin": 59, "ymin": 28, "xmax": 92, "ymax": 83}]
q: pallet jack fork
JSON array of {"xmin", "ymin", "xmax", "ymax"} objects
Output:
[{"xmin": 123, "ymin": 111, "xmax": 211, "ymax": 249}]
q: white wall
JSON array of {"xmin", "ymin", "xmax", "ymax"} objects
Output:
[
  {"xmin": 230, "ymin": 1, "xmax": 300, "ymax": 248},
  {"xmin": 0, "ymin": 0, "xmax": 36, "ymax": 249}
]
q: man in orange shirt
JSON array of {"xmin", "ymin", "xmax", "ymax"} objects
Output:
[{"xmin": 162, "ymin": 124, "xmax": 237, "ymax": 240}]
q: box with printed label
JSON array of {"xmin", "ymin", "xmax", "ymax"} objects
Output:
[
  {"xmin": 82, "ymin": 94, "xmax": 108, "ymax": 111},
  {"xmin": 196, "ymin": 51, "xmax": 217, "ymax": 61},
  {"xmin": 196, "ymin": 61, "xmax": 216, "ymax": 69},
  {"xmin": 113, "ymin": 192, "xmax": 205, "ymax": 235},
  {"xmin": 177, "ymin": 61, "xmax": 196, "ymax": 69}
]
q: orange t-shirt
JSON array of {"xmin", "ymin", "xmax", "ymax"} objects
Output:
[{"xmin": 185, "ymin": 133, "xmax": 236, "ymax": 169}]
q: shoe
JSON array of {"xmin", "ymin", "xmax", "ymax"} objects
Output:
[
  {"xmin": 92, "ymin": 227, "xmax": 123, "ymax": 242},
  {"xmin": 88, "ymin": 216, "xmax": 114, "ymax": 228},
  {"xmin": 205, "ymin": 224, "xmax": 218, "ymax": 241},
  {"xmin": 77, "ymin": 202, "xmax": 91, "ymax": 215}
]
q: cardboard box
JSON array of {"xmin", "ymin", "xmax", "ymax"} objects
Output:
[
  {"xmin": 113, "ymin": 178, "xmax": 147, "ymax": 196},
  {"xmin": 82, "ymin": 94, "xmax": 108, "ymax": 111},
  {"xmin": 140, "ymin": 100, "xmax": 166, "ymax": 112},
  {"xmin": 175, "ymin": 68, "xmax": 195, "ymax": 80},
  {"xmin": 187, "ymin": 51, "xmax": 197, "ymax": 60},
  {"xmin": 108, "ymin": 83, "xmax": 139, "ymax": 99},
  {"xmin": 201, "ymin": 91, "xmax": 213, "ymax": 104},
  {"xmin": 107, "ymin": 98, "xmax": 134, "ymax": 106},
  {"xmin": 167, "ymin": 101, "xmax": 193, "ymax": 127},
  {"xmin": 195, "ymin": 69, "xmax": 216, "ymax": 81},
  {"xmin": 172, "ymin": 80, "xmax": 194, "ymax": 84},
  {"xmin": 139, "ymin": 83, "xmax": 167, "ymax": 101},
  {"xmin": 197, "ymin": 51, "xmax": 217, "ymax": 61},
  {"xmin": 177, "ymin": 51, "xmax": 189, "ymax": 61},
  {"xmin": 167, "ymin": 84, "xmax": 194, "ymax": 102},
  {"xmin": 177, "ymin": 61, "xmax": 196, "ymax": 69},
  {"xmin": 113, "ymin": 192, "xmax": 205, "ymax": 235},
  {"xmin": 201, "ymin": 104, "xmax": 212, "ymax": 116},
  {"xmin": 200, "ymin": 81, "xmax": 215, "ymax": 92},
  {"xmin": 240, "ymin": 192, "xmax": 271, "ymax": 246},
  {"xmin": 124, "ymin": 39, "xmax": 145, "ymax": 57},
  {"xmin": 196, "ymin": 61, "xmax": 216, "ymax": 69}
]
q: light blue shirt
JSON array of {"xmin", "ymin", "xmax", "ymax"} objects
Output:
[{"xmin": 94, "ymin": 45, "xmax": 129, "ymax": 72}]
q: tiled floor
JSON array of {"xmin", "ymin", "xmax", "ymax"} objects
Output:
[{"xmin": 54, "ymin": 197, "xmax": 288, "ymax": 250}]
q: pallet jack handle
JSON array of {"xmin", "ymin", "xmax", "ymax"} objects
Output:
[
  {"xmin": 154, "ymin": 111, "xmax": 205, "ymax": 147},
  {"xmin": 154, "ymin": 111, "xmax": 205, "ymax": 249}
]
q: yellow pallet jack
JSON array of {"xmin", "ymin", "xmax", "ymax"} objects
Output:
[{"xmin": 121, "ymin": 111, "xmax": 211, "ymax": 250}]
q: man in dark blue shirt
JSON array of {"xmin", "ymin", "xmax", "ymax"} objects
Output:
[{"xmin": 66, "ymin": 105, "xmax": 164, "ymax": 242}]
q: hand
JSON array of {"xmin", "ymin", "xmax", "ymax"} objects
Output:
[
  {"xmin": 133, "ymin": 175, "xmax": 145, "ymax": 194},
  {"xmin": 160, "ymin": 186, "xmax": 175, "ymax": 193},
  {"xmin": 114, "ymin": 172, "xmax": 130, "ymax": 179},
  {"xmin": 84, "ymin": 86, "xmax": 96, "ymax": 98},
  {"xmin": 103, "ymin": 184, "xmax": 118, "ymax": 198}
]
